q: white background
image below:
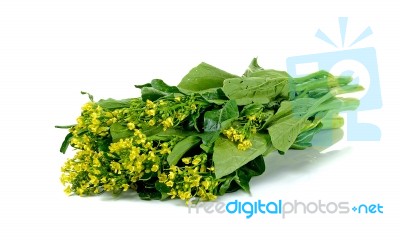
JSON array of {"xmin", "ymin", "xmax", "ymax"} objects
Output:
[{"xmin": 1, "ymin": 0, "xmax": 399, "ymax": 243}]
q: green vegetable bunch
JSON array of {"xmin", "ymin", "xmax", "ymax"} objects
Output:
[{"xmin": 57, "ymin": 58, "xmax": 362, "ymax": 202}]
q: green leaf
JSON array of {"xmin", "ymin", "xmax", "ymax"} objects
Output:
[
  {"xmin": 270, "ymin": 98, "xmax": 316, "ymax": 123},
  {"xmin": 141, "ymin": 126, "xmax": 164, "ymax": 137},
  {"xmin": 110, "ymin": 123, "xmax": 133, "ymax": 142},
  {"xmin": 268, "ymin": 99, "xmax": 318, "ymax": 152},
  {"xmin": 200, "ymin": 88, "xmax": 228, "ymax": 105},
  {"xmin": 240, "ymin": 104, "xmax": 264, "ymax": 116},
  {"xmin": 291, "ymin": 123, "xmax": 323, "ymax": 150},
  {"xmin": 213, "ymin": 134, "xmax": 271, "ymax": 178},
  {"xmin": 218, "ymin": 176, "xmax": 235, "ymax": 195},
  {"xmin": 97, "ymin": 137, "xmax": 112, "ymax": 152},
  {"xmin": 231, "ymin": 155, "xmax": 266, "ymax": 193},
  {"xmin": 137, "ymin": 79, "xmax": 182, "ymax": 101},
  {"xmin": 222, "ymin": 76, "xmax": 289, "ymax": 105},
  {"xmin": 167, "ymin": 136, "xmax": 201, "ymax": 166},
  {"xmin": 203, "ymin": 100, "xmax": 239, "ymax": 132},
  {"xmin": 97, "ymin": 98, "xmax": 133, "ymax": 109},
  {"xmin": 150, "ymin": 79, "xmax": 181, "ymax": 93},
  {"xmin": 243, "ymin": 57, "xmax": 264, "ymax": 77},
  {"xmin": 188, "ymin": 109, "xmax": 201, "ymax": 132},
  {"xmin": 60, "ymin": 132, "xmax": 73, "ymax": 154},
  {"xmin": 178, "ymin": 62, "xmax": 238, "ymax": 92},
  {"xmin": 269, "ymin": 87, "xmax": 362, "ymax": 152},
  {"xmin": 239, "ymin": 155, "xmax": 266, "ymax": 177},
  {"xmin": 199, "ymin": 131, "xmax": 220, "ymax": 146},
  {"xmin": 234, "ymin": 170, "xmax": 251, "ymax": 193},
  {"xmin": 134, "ymin": 83, "xmax": 152, "ymax": 89},
  {"xmin": 138, "ymin": 191, "xmax": 162, "ymax": 200},
  {"xmin": 200, "ymin": 143, "xmax": 213, "ymax": 153},
  {"xmin": 147, "ymin": 127, "xmax": 196, "ymax": 140},
  {"xmin": 155, "ymin": 182, "xmax": 171, "ymax": 193},
  {"xmin": 140, "ymin": 87, "xmax": 169, "ymax": 101},
  {"xmin": 248, "ymin": 69, "xmax": 291, "ymax": 79},
  {"xmin": 268, "ymin": 86, "xmax": 361, "ymax": 152}
]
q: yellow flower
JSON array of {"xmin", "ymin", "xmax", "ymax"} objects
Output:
[
  {"xmin": 64, "ymin": 186, "xmax": 72, "ymax": 195},
  {"xmin": 238, "ymin": 139, "xmax": 252, "ymax": 150},
  {"xmin": 190, "ymin": 178, "xmax": 200, "ymax": 188},
  {"xmin": 159, "ymin": 100, "xmax": 167, "ymax": 106},
  {"xmin": 168, "ymin": 189, "xmax": 177, "ymax": 199},
  {"xmin": 162, "ymin": 117, "xmax": 173, "ymax": 129},
  {"xmin": 223, "ymin": 127, "xmax": 236, "ymax": 139},
  {"xmin": 146, "ymin": 100, "xmax": 155, "ymax": 108},
  {"xmin": 182, "ymin": 157, "xmax": 191, "ymax": 164},
  {"xmin": 192, "ymin": 157, "xmax": 201, "ymax": 165},
  {"xmin": 82, "ymin": 102, "xmax": 94, "ymax": 111},
  {"xmin": 168, "ymin": 171, "xmax": 176, "ymax": 180},
  {"xmin": 158, "ymin": 173, "xmax": 168, "ymax": 183},
  {"xmin": 76, "ymin": 188, "xmax": 85, "ymax": 196},
  {"xmin": 169, "ymin": 165, "xmax": 178, "ymax": 172},
  {"xmin": 103, "ymin": 184, "xmax": 113, "ymax": 191},
  {"xmin": 129, "ymin": 146, "xmax": 140, "ymax": 160},
  {"xmin": 178, "ymin": 190, "xmax": 191, "ymax": 200},
  {"xmin": 73, "ymin": 164, "xmax": 82, "ymax": 172},
  {"xmin": 248, "ymin": 115, "xmax": 256, "ymax": 121},
  {"xmin": 148, "ymin": 119, "xmax": 155, "ymax": 126},
  {"xmin": 174, "ymin": 96, "xmax": 181, "ymax": 102},
  {"xmin": 148, "ymin": 151, "xmax": 157, "ymax": 162},
  {"xmin": 151, "ymin": 164, "xmax": 159, "ymax": 172},
  {"xmin": 202, "ymin": 180, "xmax": 211, "ymax": 190},
  {"xmin": 110, "ymin": 161, "xmax": 122, "ymax": 174},
  {"xmin": 136, "ymin": 138, "xmax": 146, "ymax": 145},
  {"xmin": 160, "ymin": 147, "xmax": 171, "ymax": 155},
  {"xmin": 107, "ymin": 117, "xmax": 117, "ymax": 125},
  {"xmin": 166, "ymin": 180, "xmax": 174, "ymax": 187},
  {"xmin": 177, "ymin": 113, "xmax": 187, "ymax": 121},
  {"xmin": 89, "ymin": 174, "xmax": 99, "ymax": 185},
  {"xmin": 60, "ymin": 174, "xmax": 69, "ymax": 185},
  {"xmin": 127, "ymin": 122, "xmax": 136, "ymax": 130},
  {"xmin": 233, "ymin": 134, "xmax": 245, "ymax": 142},
  {"xmin": 93, "ymin": 157, "xmax": 101, "ymax": 167},
  {"xmin": 145, "ymin": 109, "xmax": 156, "ymax": 116},
  {"xmin": 206, "ymin": 193, "xmax": 217, "ymax": 201},
  {"xmin": 122, "ymin": 184, "xmax": 130, "ymax": 191}
]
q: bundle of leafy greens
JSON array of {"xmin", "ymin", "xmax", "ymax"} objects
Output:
[{"xmin": 57, "ymin": 58, "xmax": 362, "ymax": 202}]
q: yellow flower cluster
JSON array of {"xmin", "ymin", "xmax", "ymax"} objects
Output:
[
  {"xmin": 60, "ymin": 99, "xmax": 180, "ymax": 196},
  {"xmin": 60, "ymin": 95, "xmax": 219, "ymax": 202},
  {"xmin": 137, "ymin": 97, "xmax": 199, "ymax": 131},
  {"xmin": 61, "ymin": 149, "xmax": 108, "ymax": 195},
  {"xmin": 223, "ymin": 127, "xmax": 252, "ymax": 150},
  {"xmin": 61, "ymin": 129, "xmax": 176, "ymax": 196},
  {"xmin": 69, "ymin": 102, "xmax": 127, "ymax": 151},
  {"xmin": 158, "ymin": 154, "xmax": 217, "ymax": 202}
]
